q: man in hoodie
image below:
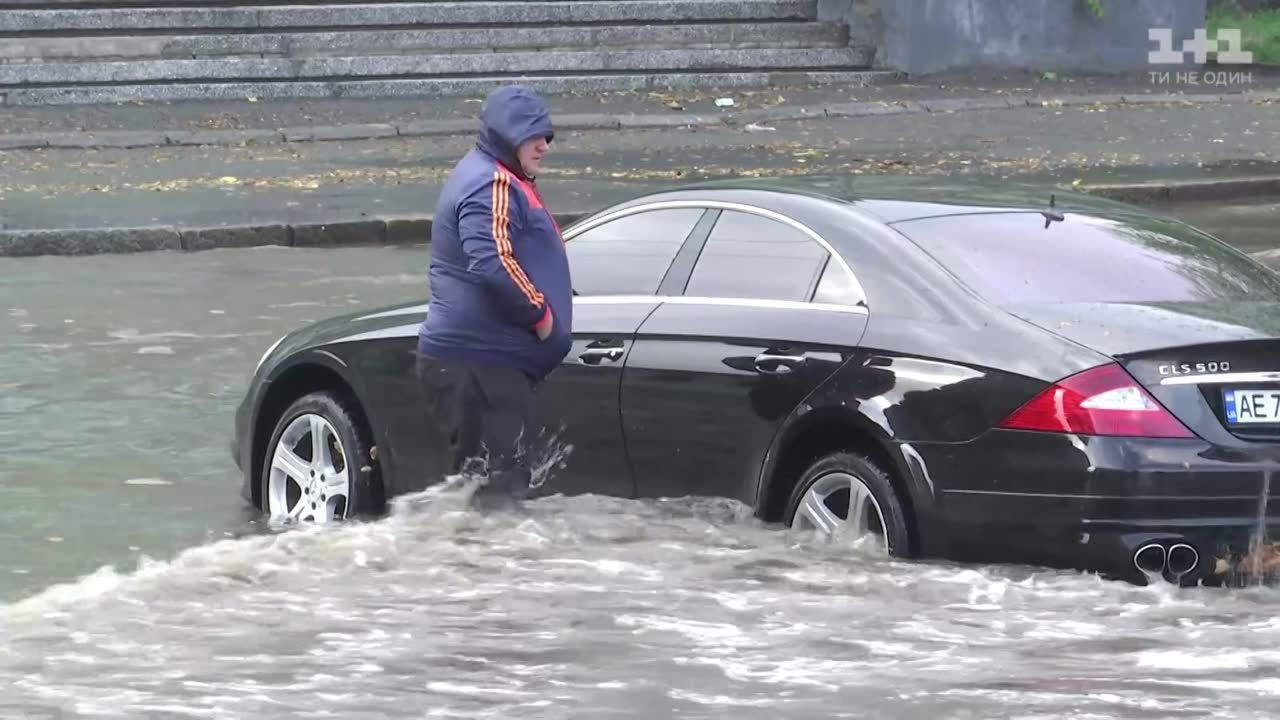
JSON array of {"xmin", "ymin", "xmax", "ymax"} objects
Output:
[{"xmin": 415, "ymin": 85, "xmax": 574, "ymax": 510}]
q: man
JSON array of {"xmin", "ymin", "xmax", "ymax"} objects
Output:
[{"xmin": 415, "ymin": 85, "xmax": 573, "ymax": 509}]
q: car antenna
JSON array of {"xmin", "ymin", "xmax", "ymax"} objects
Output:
[{"xmin": 1041, "ymin": 192, "xmax": 1064, "ymax": 228}]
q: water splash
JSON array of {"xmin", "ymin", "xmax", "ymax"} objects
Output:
[
  {"xmin": 3, "ymin": 488, "xmax": 1280, "ymax": 719},
  {"xmin": 1250, "ymin": 469, "xmax": 1274, "ymax": 584},
  {"xmin": 384, "ymin": 427, "xmax": 573, "ymax": 520},
  {"xmin": 527, "ymin": 423, "xmax": 574, "ymax": 491},
  {"xmin": 384, "ymin": 474, "xmax": 486, "ymax": 527}
]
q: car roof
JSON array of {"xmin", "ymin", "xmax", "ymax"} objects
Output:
[
  {"xmin": 663, "ymin": 174, "xmax": 1148, "ymax": 224},
  {"xmin": 572, "ymin": 175, "xmax": 1175, "ymax": 326}
]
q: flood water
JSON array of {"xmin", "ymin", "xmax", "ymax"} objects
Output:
[
  {"xmin": 3, "ymin": 202, "xmax": 1280, "ymax": 718},
  {"xmin": 6, "ymin": 489, "xmax": 1280, "ymax": 719}
]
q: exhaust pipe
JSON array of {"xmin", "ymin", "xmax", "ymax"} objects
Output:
[
  {"xmin": 1167, "ymin": 543, "xmax": 1200, "ymax": 578},
  {"xmin": 1134, "ymin": 543, "xmax": 1167, "ymax": 575}
]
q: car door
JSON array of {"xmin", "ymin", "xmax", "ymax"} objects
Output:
[
  {"xmin": 529, "ymin": 205, "xmax": 715, "ymax": 500},
  {"xmin": 620, "ymin": 207, "xmax": 869, "ymax": 504}
]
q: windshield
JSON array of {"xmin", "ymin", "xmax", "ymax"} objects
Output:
[{"xmin": 892, "ymin": 212, "xmax": 1280, "ymax": 305}]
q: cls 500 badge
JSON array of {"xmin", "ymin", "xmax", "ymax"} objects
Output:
[{"xmin": 1159, "ymin": 362, "xmax": 1230, "ymax": 376}]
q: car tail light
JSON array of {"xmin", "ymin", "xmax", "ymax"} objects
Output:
[{"xmin": 999, "ymin": 363, "xmax": 1194, "ymax": 438}]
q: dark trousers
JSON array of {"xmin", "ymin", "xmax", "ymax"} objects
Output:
[{"xmin": 415, "ymin": 352, "xmax": 538, "ymax": 508}]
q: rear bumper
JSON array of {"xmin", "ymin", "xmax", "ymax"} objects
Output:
[{"xmin": 913, "ymin": 429, "xmax": 1280, "ymax": 584}]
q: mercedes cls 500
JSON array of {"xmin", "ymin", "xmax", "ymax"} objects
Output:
[{"xmin": 232, "ymin": 176, "xmax": 1280, "ymax": 586}]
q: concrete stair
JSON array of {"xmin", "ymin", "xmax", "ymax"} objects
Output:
[{"xmin": 0, "ymin": 1, "xmax": 894, "ymax": 106}]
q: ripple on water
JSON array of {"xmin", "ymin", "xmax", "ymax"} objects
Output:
[{"xmin": 1, "ymin": 486, "xmax": 1279, "ymax": 719}]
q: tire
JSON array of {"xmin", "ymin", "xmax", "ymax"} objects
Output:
[
  {"xmin": 260, "ymin": 391, "xmax": 377, "ymax": 524},
  {"xmin": 783, "ymin": 451, "xmax": 911, "ymax": 557}
]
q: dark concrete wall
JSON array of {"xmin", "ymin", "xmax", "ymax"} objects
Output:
[
  {"xmin": 822, "ymin": 0, "xmax": 1207, "ymax": 74},
  {"xmin": 818, "ymin": 0, "xmax": 884, "ymax": 61}
]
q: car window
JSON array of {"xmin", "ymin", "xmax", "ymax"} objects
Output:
[
  {"xmin": 684, "ymin": 210, "xmax": 829, "ymax": 302},
  {"xmin": 811, "ymin": 257, "xmax": 863, "ymax": 306},
  {"xmin": 566, "ymin": 208, "xmax": 705, "ymax": 296},
  {"xmin": 894, "ymin": 212, "xmax": 1280, "ymax": 305}
]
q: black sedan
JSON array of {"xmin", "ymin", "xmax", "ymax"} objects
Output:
[{"xmin": 232, "ymin": 176, "xmax": 1280, "ymax": 586}]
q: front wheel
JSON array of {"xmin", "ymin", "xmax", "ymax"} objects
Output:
[
  {"xmin": 261, "ymin": 391, "xmax": 375, "ymax": 524},
  {"xmin": 783, "ymin": 451, "xmax": 911, "ymax": 557}
]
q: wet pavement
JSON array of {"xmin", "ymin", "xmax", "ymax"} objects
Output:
[
  {"xmin": 6, "ymin": 69, "xmax": 1276, "ymax": 139},
  {"xmin": 1156, "ymin": 197, "xmax": 1280, "ymax": 256},
  {"xmin": 3, "ymin": 96, "xmax": 1279, "ymax": 234},
  {"xmin": 3, "ymin": 197, "xmax": 1280, "ymax": 718}
]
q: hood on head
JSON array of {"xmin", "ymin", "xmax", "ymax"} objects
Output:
[{"xmin": 476, "ymin": 85, "xmax": 554, "ymax": 178}]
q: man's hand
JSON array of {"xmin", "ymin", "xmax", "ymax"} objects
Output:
[{"xmin": 534, "ymin": 307, "xmax": 554, "ymax": 341}]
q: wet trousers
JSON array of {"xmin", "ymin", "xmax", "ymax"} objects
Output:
[{"xmin": 415, "ymin": 352, "xmax": 538, "ymax": 509}]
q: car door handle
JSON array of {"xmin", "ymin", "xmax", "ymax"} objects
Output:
[
  {"xmin": 754, "ymin": 352, "xmax": 806, "ymax": 374},
  {"xmin": 579, "ymin": 347, "xmax": 624, "ymax": 365}
]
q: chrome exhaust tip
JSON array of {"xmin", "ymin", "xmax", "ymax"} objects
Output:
[
  {"xmin": 1134, "ymin": 543, "xmax": 1166, "ymax": 575},
  {"xmin": 1167, "ymin": 543, "xmax": 1200, "ymax": 577}
]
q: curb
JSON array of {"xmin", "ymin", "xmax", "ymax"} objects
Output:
[
  {"xmin": 1081, "ymin": 176, "xmax": 1280, "ymax": 204},
  {"xmin": 3, "ymin": 89, "xmax": 1277, "ymax": 152},
  {"xmin": 5, "ymin": 171, "xmax": 1280, "ymax": 258},
  {"xmin": 0, "ymin": 212, "xmax": 591, "ymax": 258}
]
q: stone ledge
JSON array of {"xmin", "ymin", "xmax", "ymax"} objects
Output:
[
  {"xmin": 2, "ymin": 23, "xmax": 848, "ymax": 62},
  {"xmin": 0, "ymin": 133, "xmax": 49, "ymax": 150},
  {"xmin": 395, "ymin": 119, "xmax": 483, "ymax": 138},
  {"xmin": 3, "ymin": 88, "xmax": 1274, "ymax": 154},
  {"xmin": 553, "ymin": 114, "xmax": 624, "ymax": 132},
  {"xmin": 1083, "ymin": 176, "xmax": 1280, "ymax": 204},
  {"xmin": 42, "ymin": 130, "xmax": 169, "ymax": 149},
  {"xmin": 0, "ymin": 227, "xmax": 180, "ymax": 256},
  {"xmin": 179, "ymin": 225, "xmax": 290, "ymax": 252},
  {"xmin": 0, "ymin": 70, "xmax": 900, "ymax": 107},
  {"xmin": 281, "ymin": 124, "xmax": 398, "ymax": 143},
  {"xmin": 0, "ymin": 211, "xmax": 595, "ymax": 257},
  {"xmin": 0, "ymin": 1, "xmax": 816, "ymax": 33},
  {"xmin": 833, "ymin": 100, "xmax": 924, "ymax": 116},
  {"xmin": 919, "ymin": 97, "xmax": 1009, "ymax": 113},
  {"xmin": 291, "ymin": 220, "xmax": 387, "ymax": 247},
  {"xmin": 617, "ymin": 113, "xmax": 719, "ymax": 128},
  {"xmin": 165, "ymin": 128, "xmax": 285, "ymax": 146},
  {"xmin": 386, "ymin": 217, "xmax": 432, "ymax": 246},
  {"xmin": 0, "ymin": 48, "xmax": 864, "ymax": 86}
]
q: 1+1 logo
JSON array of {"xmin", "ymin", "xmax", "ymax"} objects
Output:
[{"xmin": 1147, "ymin": 28, "xmax": 1254, "ymax": 86}]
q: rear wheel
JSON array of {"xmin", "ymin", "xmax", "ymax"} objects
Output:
[
  {"xmin": 784, "ymin": 451, "xmax": 910, "ymax": 556},
  {"xmin": 260, "ymin": 391, "xmax": 375, "ymax": 524}
]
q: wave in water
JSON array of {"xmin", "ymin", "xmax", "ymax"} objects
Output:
[{"xmin": 3, "ymin": 482, "xmax": 1280, "ymax": 720}]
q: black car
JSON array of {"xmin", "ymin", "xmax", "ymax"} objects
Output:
[{"xmin": 232, "ymin": 176, "xmax": 1280, "ymax": 586}]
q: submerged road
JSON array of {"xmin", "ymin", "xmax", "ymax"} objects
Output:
[
  {"xmin": 1, "ymin": 198, "xmax": 1279, "ymax": 718},
  {"xmin": 1, "ymin": 244, "xmax": 423, "ymax": 601}
]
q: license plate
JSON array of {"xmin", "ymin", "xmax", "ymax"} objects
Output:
[{"xmin": 1223, "ymin": 390, "xmax": 1280, "ymax": 424}]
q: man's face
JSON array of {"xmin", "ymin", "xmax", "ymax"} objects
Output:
[{"xmin": 517, "ymin": 136, "xmax": 550, "ymax": 177}]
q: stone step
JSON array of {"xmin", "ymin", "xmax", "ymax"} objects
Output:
[
  {"xmin": 0, "ymin": 47, "xmax": 868, "ymax": 86},
  {"xmin": 0, "ymin": 22, "xmax": 849, "ymax": 62},
  {"xmin": 0, "ymin": 1, "xmax": 819, "ymax": 33},
  {"xmin": 1, "ymin": 68, "xmax": 901, "ymax": 106},
  {"xmin": 0, "ymin": 0, "xmax": 545, "ymax": 5},
  {"xmin": 0, "ymin": 2, "xmax": 873, "ymax": 108}
]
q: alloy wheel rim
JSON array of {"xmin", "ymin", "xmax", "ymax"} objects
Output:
[
  {"xmin": 791, "ymin": 471, "xmax": 887, "ymax": 550},
  {"xmin": 267, "ymin": 413, "xmax": 350, "ymax": 523}
]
